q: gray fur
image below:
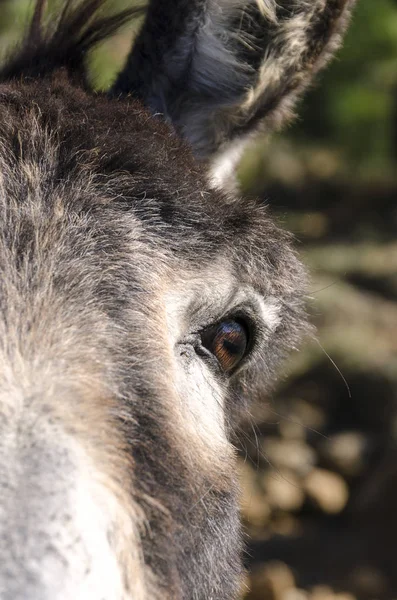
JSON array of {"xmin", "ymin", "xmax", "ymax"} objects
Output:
[{"xmin": 0, "ymin": 1, "xmax": 355, "ymax": 598}]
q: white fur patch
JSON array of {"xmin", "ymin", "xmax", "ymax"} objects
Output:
[
  {"xmin": 253, "ymin": 292, "xmax": 282, "ymax": 331},
  {"xmin": 60, "ymin": 463, "xmax": 131, "ymax": 600},
  {"xmin": 35, "ymin": 480, "xmax": 127, "ymax": 600},
  {"xmin": 164, "ymin": 270, "xmax": 281, "ymax": 460},
  {"xmin": 209, "ymin": 135, "xmax": 251, "ymax": 194},
  {"xmin": 0, "ymin": 424, "xmax": 146, "ymax": 600}
]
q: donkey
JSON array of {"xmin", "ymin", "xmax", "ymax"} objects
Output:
[{"xmin": 0, "ymin": 0, "xmax": 354, "ymax": 598}]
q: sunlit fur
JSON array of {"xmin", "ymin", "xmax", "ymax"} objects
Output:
[
  {"xmin": 0, "ymin": 1, "xmax": 354, "ymax": 598},
  {"xmin": 116, "ymin": 0, "xmax": 355, "ymax": 166}
]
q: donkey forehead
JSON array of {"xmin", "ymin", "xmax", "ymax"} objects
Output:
[{"xmin": 0, "ymin": 87, "xmax": 278, "ymax": 288}]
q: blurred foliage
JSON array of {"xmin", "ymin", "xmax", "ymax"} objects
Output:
[
  {"xmin": 0, "ymin": 1, "xmax": 396, "ymax": 599},
  {"xmin": 240, "ymin": 0, "xmax": 397, "ymax": 185},
  {"xmin": 298, "ymin": 0, "xmax": 397, "ymax": 174}
]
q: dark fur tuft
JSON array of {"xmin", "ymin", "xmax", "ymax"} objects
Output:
[{"xmin": 0, "ymin": 0, "xmax": 143, "ymax": 83}]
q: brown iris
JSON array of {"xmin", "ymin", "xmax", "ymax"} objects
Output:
[{"xmin": 201, "ymin": 319, "xmax": 249, "ymax": 373}]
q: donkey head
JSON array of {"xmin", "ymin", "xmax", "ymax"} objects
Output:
[{"xmin": 0, "ymin": 1, "xmax": 354, "ymax": 598}]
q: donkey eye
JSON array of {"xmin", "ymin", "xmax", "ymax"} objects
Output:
[{"xmin": 200, "ymin": 319, "xmax": 250, "ymax": 373}]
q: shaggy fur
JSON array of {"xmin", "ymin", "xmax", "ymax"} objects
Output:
[
  {"xmin": 0, "ymin": 1, "xmax": 354, "ymax": 598},
  {"xmin": 115, "ymin": 0, "xmax": 355, "ymax": 159}
]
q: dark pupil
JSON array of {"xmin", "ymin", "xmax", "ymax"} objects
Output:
[{"xmin": 212, "ymin": 321, "xmax": 248, "ymax": 372}]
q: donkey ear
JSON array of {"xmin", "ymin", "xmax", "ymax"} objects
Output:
[{"xmin": 113, "ymin": 0, "xmax": 355, "ymax": 161}]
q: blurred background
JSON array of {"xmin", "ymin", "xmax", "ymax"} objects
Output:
[{"xmin": 1, "ymin": 1, "xmax": 396, "ymax": 599}]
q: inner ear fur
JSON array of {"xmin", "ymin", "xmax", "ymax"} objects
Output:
[{"xmin": 113, "ymin": 0, "xmax": 356, "ymax": 160}]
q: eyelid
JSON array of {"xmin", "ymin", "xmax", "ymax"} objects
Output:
[{"xmin": 192, "ymin": 304, "xmax": 257, "ymax": 337}]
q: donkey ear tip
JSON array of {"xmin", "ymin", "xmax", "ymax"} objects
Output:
[{"xmin": 255, "ymin": 0, "xmax": 278, "ymax": 22}]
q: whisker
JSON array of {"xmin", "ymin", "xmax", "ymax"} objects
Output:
[
  {"xmin": 315, "ymin": 338, "xmax": 352, "ymax": 399},
  {"xmin": 310, "ymin": 279, "xmax": 339, "ymax": 295}
]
